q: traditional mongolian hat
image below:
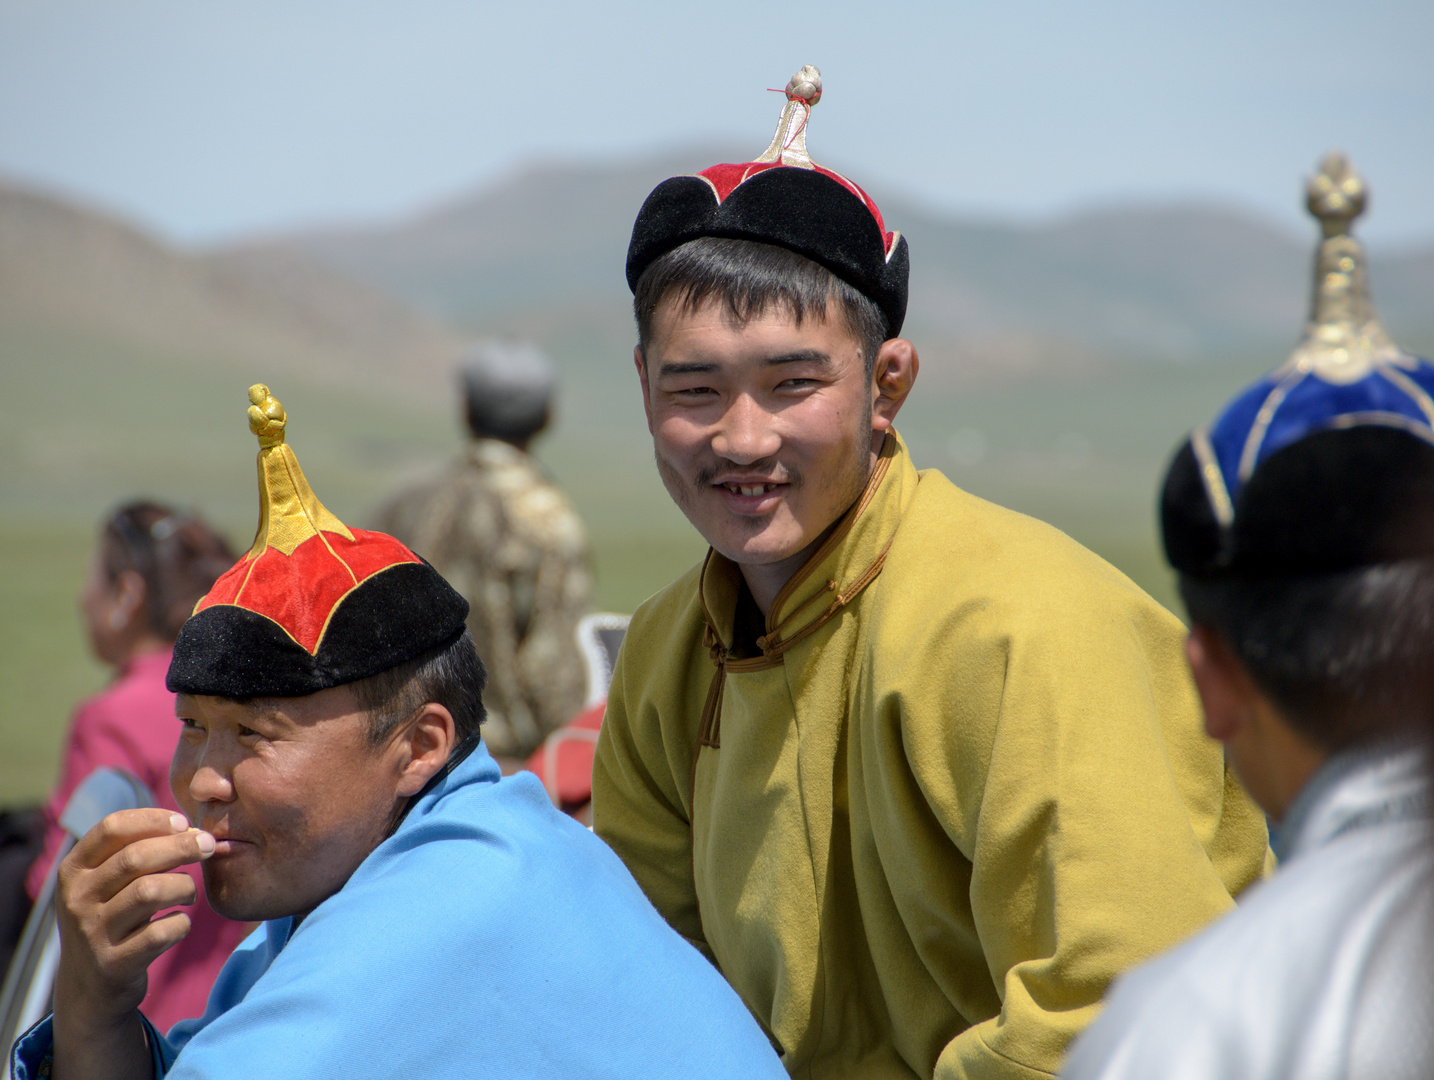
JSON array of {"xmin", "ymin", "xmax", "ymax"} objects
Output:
[
  {"xmin": 168, "ymin": 384, "xmax": 470, "ymax": 698},
  {"xmin": 626, "ymin": 65, "xmax": 910, "ymax": 336},
  {"xmin": 1162, "ymin": 153, "xmax": 1434, "ymax": 577}
]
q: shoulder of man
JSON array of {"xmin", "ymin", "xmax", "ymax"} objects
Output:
[
  {"xmin": 167, "ymin": 769, "xmax": 784, "ymax": 1076},
  {"xmin": 861, "ymin": 470, "xmax": 1200, "ymax": 824},
  {"xmin": 882, "ymin": 468, "xmax": 1185, "ymax": 643}
]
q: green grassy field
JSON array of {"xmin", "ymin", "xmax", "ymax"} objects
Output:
[{"xmin": 0, "ymin": 317, "xmax": 1272, "ymax": 805}]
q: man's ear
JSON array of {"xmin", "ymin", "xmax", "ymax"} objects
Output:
[
  {"xmin": 1185, "ymin": 624, "xmax": 1259, "ymax": 742},
  {"xmin": 871, "ymin": 338, "xmax": 918, "ymax": 434},
  {"xmin": 393, "ymin": 703, "xmax": 457, "ymax": 797},
  {"xmin": 635, "ymin": 345, "xmax": 655, "ymax": 435},
  {"xmin": 114, "ymin": 569, "xmax": 148, "ymax": 623}
]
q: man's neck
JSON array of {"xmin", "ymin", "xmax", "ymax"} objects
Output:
[{"xmin": 739, "ymin": 546, "xmax": 815, "ymax": 621}]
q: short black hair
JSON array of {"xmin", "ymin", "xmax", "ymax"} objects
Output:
[
  {"xmin": 349, "ymin": 628, "xmax": 487, "ymax": 751},
  {"xmin": 633, "ymin": 236, "xmax": 888, "ymax": 376},
  {"xmin": 102, "ymin": 502, "xmax": 235, "ymax": 641},
  {"xmin": 1180, "ymin": 561, "xmax": 1434, "ymax": 751}
]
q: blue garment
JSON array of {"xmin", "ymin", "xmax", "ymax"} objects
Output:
[{"xmin": 12, "ymin": 745, "xmax": 785, "ymax": 1079}]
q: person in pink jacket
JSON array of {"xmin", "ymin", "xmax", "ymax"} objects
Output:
[{"xmin": 26, "ymin": 502, "xmax": 251, "ymax": 1033}]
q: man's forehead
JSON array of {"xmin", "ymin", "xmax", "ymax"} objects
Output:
[
  {"xmin": 649, "ymin": 296, "xmax": 861, "ymax": 366},
  {"xmin": 176, "ymin": 692, "xmax": 279, "ymax": 717},
  {"xmin": 652, "ymin": 290, "xmax": 838, "ymax": 336},
  {"xmin": 176, "ymin": 691, "xmax": 356, "ymax": 726}
]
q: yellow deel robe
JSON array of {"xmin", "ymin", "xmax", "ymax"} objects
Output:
[{"xmin": 592, "ymin": 431, "xmax": 1270, "ymax": 1080}]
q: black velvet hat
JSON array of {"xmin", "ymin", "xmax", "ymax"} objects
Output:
[
  {"xmin": 168, "ymin": 384, "xmax": 470, "ymax": 698},
  {"xmin": 626, "ymin": 66, "xmax": 910, "ymax": 337},
  {"xmin": 1162, "ymin": 153, "xmax": 1434, "ymax": 578}
]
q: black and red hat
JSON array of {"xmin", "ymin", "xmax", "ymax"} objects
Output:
[
  {"xmin": 626, "ymin": 66, "xmax": 910, "ymax": 336},
  {"xmin": 168, "ymin": 384, "xmax": 469, "ymax": 698}
]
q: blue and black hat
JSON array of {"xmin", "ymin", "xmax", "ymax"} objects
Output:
[{"xmin": 1162, "ymin": 153, "xmax": 1434, "ymax": 577}]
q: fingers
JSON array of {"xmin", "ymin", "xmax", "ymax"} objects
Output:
[
  {"xmin": 66, "ymin": 824, "xmax": 214, "ymax": 905},
  {"xmin": 109, "ymin": 909, "xmax": 193, "ymax": 972},
  {"xmin": 107, "ymin": 871, "xmax": 200, "ymax": 941},
  {"xmin": 69, "ymin": 808, "xmax": 192, "ymax": 869}
]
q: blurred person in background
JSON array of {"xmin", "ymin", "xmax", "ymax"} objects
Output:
[
  {"xmin": 23, "ymin": 501, "xmax": 250, "ymax": 1032},
  {"xmin": 375, "ymin": 339, "xmax": 591, "ymax": 767},
  {"xmin": 1062, "ymin": 154, "xmax": 1434, "ymax": 1080}
]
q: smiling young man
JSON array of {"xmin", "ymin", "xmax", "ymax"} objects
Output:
[
  {"xmin": 9, "ymin": 386, "xmax": 785, "ymax": 1080},
  {"xmin": 591, "ymin": 68, "xmax": 1272, "ymax": 1080}
]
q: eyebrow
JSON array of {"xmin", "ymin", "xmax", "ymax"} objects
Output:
[
  {"xmin": 656, "ymin": 350, "xmax": 833, "ymax": 378},
  {"xmin": 657, "ymin": 360, "xmax": 719, "ymax": 377},
  {"xmin": 174, "ymin": 695, "xmax": 283, "ymax": 723}
]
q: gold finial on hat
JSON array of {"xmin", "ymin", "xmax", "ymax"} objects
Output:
[
  {"xmin": 244, "ymin": 384, "xmax": 353, "ymax": 559},
  {"xmin": 248, "ymin": 384, "xmax": 287, "ymax": 448},
  {"xmin": 1307, "ymin": 151, "xmax": 1365, "ymax": 238},
  {"xmin": 1280, "ymin": 152, "xmax": 1412, "ymax": 384},
  {"xmin": 755, "ymin": 65, "xmax": 823, "ymax": 170}
]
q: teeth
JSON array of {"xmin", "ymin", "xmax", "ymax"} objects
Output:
[{"xmin": 720, "ymin": 482, "xmax": 777, "ymax": 497}]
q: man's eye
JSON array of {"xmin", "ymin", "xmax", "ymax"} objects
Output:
[
  {"xmin": 237, "ymin": 725, "xmax": 261, "ymax": 739},
  {"xmin": 671, "ymin": 386, "xmax": 716, "ymax": 397},
  {"xmin": 178, "ymin": 716, "xmax": 201, "ymax": 730}
]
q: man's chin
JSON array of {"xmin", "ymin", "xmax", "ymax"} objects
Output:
[
  {"xmin": 708, "ymin": 528, "xmax": 813, "ymax": 569},
  {"xmin": 202, "ymin": 864, "xmax": 286, "ymax": 923}
]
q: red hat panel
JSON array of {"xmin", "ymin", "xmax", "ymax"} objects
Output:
[
  {"xmin": 169, "ymin": 385, "xmax": 469, "ymax": 698},
  {"xmin": 626, "ymin": 66, "xmax": 909, "ymax": 336}
]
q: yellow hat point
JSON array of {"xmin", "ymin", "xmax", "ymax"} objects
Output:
[
  {"xmin": 245, "ymin": 385, "xmax": 353, "ymax": 558},
  {"xmin": 248, "ymin": 383, "xmax": 288, "ymax": 448}
]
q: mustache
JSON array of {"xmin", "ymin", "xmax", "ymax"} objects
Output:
[{"xmin": 696, "ymin": 460, "xmax": 803, "ymax": 490}]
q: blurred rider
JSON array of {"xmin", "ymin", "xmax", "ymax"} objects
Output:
[{"xmin": 375, "ymin": 339, "xmax": 591, "ymax": 766}]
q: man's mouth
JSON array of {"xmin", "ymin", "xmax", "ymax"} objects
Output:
[
  {"xmin": 720, "ymin": 482, "xmax": 781, "ymax": 497},
  {"xmin": 202, "ymin": 824, "xmax": 256, "ymax": 855},
  {"xmin": 209, "ymin": 837, "xmax": 256, "ymax": 856}
]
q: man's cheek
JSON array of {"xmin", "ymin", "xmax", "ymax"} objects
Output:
[{"xmin": 170, "ymin": 751, "xmax": 196, "ymax": 814}]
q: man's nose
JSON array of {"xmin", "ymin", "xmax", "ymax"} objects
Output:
[
  {"xmin": 711, "ymin": 393, "xmax": 780, "ymax": 464},
  {"xmin": 182, "ymin": 746, "xmax": 237, "ymax": 806}
]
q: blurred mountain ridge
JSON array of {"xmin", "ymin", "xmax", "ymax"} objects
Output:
[
  {"xmin": 226, "ymin": 146, "xmax": 1434, "ymax": 382},
  {"xmin": 7, "ymin": 153, "xmax": 1431, "ymax": 400},
  {"xmin": 0, "ymin": 177, "xmax": 460, "ymax": 400}
]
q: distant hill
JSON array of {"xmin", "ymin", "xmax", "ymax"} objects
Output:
[
  {"xmin": 0, "ymin": 178, "xmax": 460, "ymax": 399},
  {"xmin": 234, "ymin": 148, "xmax": 1434, "ymax": 382}
]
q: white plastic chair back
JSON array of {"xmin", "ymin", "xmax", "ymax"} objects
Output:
[
  {"xmin": 575, "ymin": 612, "xmax": 630, "ymax": 708},
  {"xmin": 1, "ymin": 768, "xmax": 154, "ymax": 1073}
]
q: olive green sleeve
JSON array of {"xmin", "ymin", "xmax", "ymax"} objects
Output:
[
  {"xmin": 880, "ymin": 562, "xmax": 1268, "ymax": 1079},
  {"xmin": 592, "ymin": 630, "xmax": 711, "ymax": 957}
]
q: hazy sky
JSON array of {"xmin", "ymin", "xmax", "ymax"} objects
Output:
[{"xmin": 2, "ymin": 0, "xmax": 1431, "ymax": 247}]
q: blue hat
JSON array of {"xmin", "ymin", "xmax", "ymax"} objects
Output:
[{"xmin": 1162, "ymin": 153, "xmax": 1434, "ymax": 576}]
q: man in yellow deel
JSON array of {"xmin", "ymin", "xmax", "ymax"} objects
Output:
[{"xmin": 592, "ymin": 66, "xmax": 1271, "ymax": 1080}]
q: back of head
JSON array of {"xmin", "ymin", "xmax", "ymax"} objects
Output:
[
  {"xmin": 459, "ymin": 339, "xmax": 556, "ymax": 447},
  {"xmin": 101, "ymin": 501, "xmax": 236, "ymax": 642},
  {"xmin": 1161, "ymin": 152, "xmax": 1434, "ymax": 752}
]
